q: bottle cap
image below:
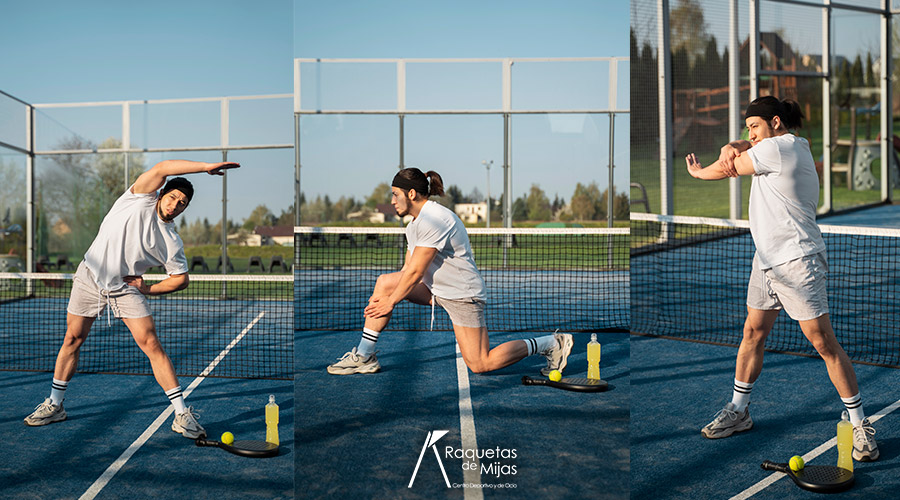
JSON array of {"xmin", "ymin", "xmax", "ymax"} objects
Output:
[
  {"xmin": 590, "ymin": 333, "xmax": 598, "ymax": 342},
  {"xmin": 269, "ymin": 394, "xmax": 276, "ymax": 404}
]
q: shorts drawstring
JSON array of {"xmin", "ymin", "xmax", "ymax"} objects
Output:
[
  {"xmin": 430, "ymin": 300, "xmax": 435, "ymax": 332},
  {"xmin": 97, "ymin": 289, "xmax": 113, "ymax": 326}
]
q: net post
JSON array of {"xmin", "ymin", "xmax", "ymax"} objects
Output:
[{"xmin": 26, "ymin": 104, "xmax": 35, "ymax": 294}]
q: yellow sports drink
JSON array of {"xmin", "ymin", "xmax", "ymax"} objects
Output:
[
  {"xmin": 836, "ymin": 411, "xmax": 853, "ymax": 472},
  {"xmin": 587, "ymin": 333, "xmax": 601, "ymax": 380},
  {"xmin": 266, "ymin": 395, "xmax": 279, "ymax": 445}
]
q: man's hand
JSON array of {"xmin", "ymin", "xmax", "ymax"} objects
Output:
[
  {"xmin": 123, "ymin": 275, "xmax": 150, "ymax": 295},
  {"xmin": 685, "ymin": 153, "xmax": 705, "ymax": 178},
  {"xmin": 718, "ymin": 144, "xmax": 741, "ymax": 177},
  {"xmin": 364, "ymin": 294, "xmax": 396, "ymax": 319},
  {"xmin": 207, "ymin": 162, "xmax": 240, "ymax": 176}
]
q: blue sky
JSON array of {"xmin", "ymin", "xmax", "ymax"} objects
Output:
[
  {"xmin": 0, "ymin": 0, "xmax": 293, "ymax": 224},
  {"xmin": 294, "ymin": 0, "xmax": 630, "ymax": 214},
  {"xmin": 0, "ymin": 0, "xmax": 629, "ymax": 225}
]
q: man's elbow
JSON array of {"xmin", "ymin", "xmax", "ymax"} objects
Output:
[{"xmin": 176, "ymin": 274, "xmax": 189, "ymax": 291}]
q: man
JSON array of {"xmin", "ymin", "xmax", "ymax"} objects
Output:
[
  {"xmin": 327, "ymin": 167, "xmax": 572, "ymax": 376},
  {"xmin": 24, "ymin": 159, "xmax": 238, "ymax": 439},
  {"xmin": 685, "ymin": 96, "xmax": 878, "ymax": 461}
]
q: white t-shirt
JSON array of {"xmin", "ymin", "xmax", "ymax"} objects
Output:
[
  {"xmin": 82, "ymin": 186, "xmax": 189, "ymax": 291},
  {"xmin": 746, "ymin": 134, "xmax": 826, "ymax": 269},
  {"xmin": 406, "ymin": 200, "xmax": 486, "ymax": 301}
]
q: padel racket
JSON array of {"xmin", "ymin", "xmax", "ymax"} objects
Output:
[
  {"xmin": 761, "ymin": 460, "xmax": 854, "ymax": 493},
  {"xmin": 195, "ymin": 437, "xmax": 279, "ymax": 458},
  {"xmin": 521, "ymin": 375, "xmax": 609, "ymax": 392}
]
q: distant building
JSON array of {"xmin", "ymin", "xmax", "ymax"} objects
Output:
[
  {"xmin": 454, "ymin": 202, "xmax": 487, "ymax": 224},
  {"xmin": 375, "ymin": 203, "xmax": 399, "ymax": 222},
  {"xmin": 228, "ymin": 225, "xmax": 294, "ymax": 246},
  {"xmin": 347, "ymin": 208, "xmax": 385, "ymax": 224}
]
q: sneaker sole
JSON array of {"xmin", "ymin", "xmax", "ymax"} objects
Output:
[
  {"xmin": 24, "ymin": 412, "xmax": 67, "ymax": 427},
  {"xmin": 172, "ymin": 425, "xmax": 206, "ymax": 439},
  {"xmin": 327, "ymin": 363, "xmax": 381, "ymax": 375},
  {"xmin": 852, "ymin": 448, "xmax": 879, "ymax": 462},
  {"xmin": 540, "ymin": 334, "xmax": 574, "ymax": 376},
  {"xmin": 701, "ymin": 419, "xmax": 753, "ymax": 439}
]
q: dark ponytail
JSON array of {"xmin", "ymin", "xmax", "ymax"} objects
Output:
[
  {"xmin": 391, "ymin": 167, "xmax": 445, "ymax": 198},
  {"xmin": 744, "ymin": 95, "xmax": 804, "ymax": 130},
  {"xmin": 780, "ymin": 99, "xmax": 803, "ymax": 129},
  {"xmin": 425, "ymin": 171, "xmax": 444, "ymax": 197}
]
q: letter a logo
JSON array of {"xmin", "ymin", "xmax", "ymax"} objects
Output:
[{"xmin": 408, "ymin": 430, "xmax": 451, "ymax": 488}]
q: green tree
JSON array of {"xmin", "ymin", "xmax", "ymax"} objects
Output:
[
  {"xmin": 525, "ymin": 184, "xmax": 551, "ymax": 221},
  {"xmin": 365, "ymin": 183, "xmax": 392, "ymax": 208},
  {"xmin": 570, "ymin": 182, "xmax": 603, "ymax": 221},
  {"xmin": 242, "ymin": 204, "xmax": 275, "ymax": 230}
]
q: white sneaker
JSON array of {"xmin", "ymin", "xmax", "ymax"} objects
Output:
[
  {"xmin": 701, "ymin": 402, "xmax": 753, "ymax": 439},
  {"xmin": 24, "ymin": 398, "xmax": 67, "ymax": 426},
  {"xmin": 172, "ymin": 407, "xmax": 206, "ymax": 439},
  {"xmin": 540, "ymin": 332, "xmax": 574, "ymax": 376},
  {"xmin": 852, "ymin": 417, "xmax": 879, "ymax": 462},
  {"xmin": 327, "ymin": 347, "xmax": 381, "ymax": 375}
]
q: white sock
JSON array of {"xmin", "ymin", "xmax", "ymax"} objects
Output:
[
  {"xmin": 841, "ymin": 394, "xmax": 865, "ymax": 425},
  {"xmin": 357, "ymin": 328, "xmax": 381, "ymax": 357},
  {"xmin": 166, "ymin": 386, "xmax": 187, "ymax": 414},
  {"xmin": 525, "ymin": 335, "xmax": 557, "ymax": 356},
  {"xmin": 49, "ymin": 378, "xmax": 69, "ymax": 406},
  {"xmin": 731, "ymin": 379, "xmax": 754, "ymax": 412}
]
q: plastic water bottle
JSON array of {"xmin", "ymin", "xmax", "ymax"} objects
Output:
[
  {"xmin": 587, "ymin": 333, "xmax": 601, "ymax": 380},
  {"xmin": 266, "ymin": 395, "xmax": 279, "ymax": 445},
  {"xmin": 836, "ymin": 410, "xmax": 853, "ymax": 472}
]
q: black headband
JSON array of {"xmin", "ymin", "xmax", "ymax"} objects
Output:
[
  {"xmin": 161, "ymin": 177, "xmax": 194, "ymax": 202},
  {"xmin": 391, "ymin": 171, "xmax": 428, "ymax": 196},
  {"xmin": 745, "ymin": 98, "xmax": 785, "ymax": 121}
]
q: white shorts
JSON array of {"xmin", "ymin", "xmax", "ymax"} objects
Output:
[
  {"xmin": 67, "ymin": 262, "xmax": 152, "ymax": 319},
  {"xmin": 746, "ymin": 252, "xmax": 829, "ymax": 321},
  {"xmin": 433, "ymin": 296, "xmax": 486, "ymax": 328}
]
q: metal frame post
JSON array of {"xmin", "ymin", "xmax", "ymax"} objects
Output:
[
  {"xmin": 26, "ymin": 105, "xmax": 34, "ymax": 275},
  {"xmin": 729, "ymin": 0, "xmax": 742, "ymax": 219},
  {"xmin": 822, "ymin": 1, "xmax": 833, "ymax": 213},
  {"xmin": 221, "ymin": 99, "xmax": 229, "ymax": 275},
  {"xmin": 881, "ymin": 0, "xmax": 893, "ymax": 202},
  {"xmin": 608, "ymin": 58, "xmax": 617, "ymax": 227},
  {"xmin": 658, "ymin": 0, "xmax": 674, "ymax": 216}
]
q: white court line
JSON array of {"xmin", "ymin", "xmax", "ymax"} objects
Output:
[
  {"xmin": 456, "ymin": 342, "xmax": 484, "ymax": 500},
  {"xmin": 730, "ymin": 398, "xmax": 900, "ymax": 500},
  {"xmin": 79, "ymin": 312, "xmax": 267, "ymax": 500}
]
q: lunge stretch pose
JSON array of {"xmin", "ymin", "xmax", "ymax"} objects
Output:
[
  {"xmin": 24, "ymin": 160, "xmax": 239, "ymax": 439},
  {"xmin": 685, "ymin": 96, "xmax": 878, "ymax": 461},
  {"xmin": 327, "ymin": 167, "xmax": 572, "ymax": 377}
]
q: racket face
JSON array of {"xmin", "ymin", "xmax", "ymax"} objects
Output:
[
  {"xmin": 224, "ymin": 440, "xmax": 279, "ymax": 458},
  {"xmin": 521, "ymin": 376, "xmax": 609, "ymax": 392},
  {"xmin": 792, "ymin": 465, "xmax": 854, "ymax": 492}
]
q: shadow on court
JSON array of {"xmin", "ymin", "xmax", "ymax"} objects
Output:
[
  {"xmin": 0, "ymin": 372, "xmax": 292, "ymax": 499},
  {"xmin": 631, "ymin": 335, "xmax": 900, "ymax": 500},
  {"xmin": 295, "ymin": 329, "xmax": 629, "ymax": 499}
]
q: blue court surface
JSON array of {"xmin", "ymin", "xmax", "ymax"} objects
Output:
[
  {"xmin": 631, "ymin": 335, "xmax": 900, "ymax": 500},
  {"xmin": 0, "ymin": 372, "xmax": 292, "ymax": 499},
  {"xmin": 822, "ymin": 203, "xmax": 900, "ymax": 228},
  {"xmin": 295, "ymin": 328, "xmax": 629, "ymax": 499}
]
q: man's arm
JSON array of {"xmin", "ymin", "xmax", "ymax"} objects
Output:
[
  {"xmin": 364, "ymin": 246, "xmax": 438, "ymax": 318},
  {"xmin": 686, "ymin": 150, "xmax": 755, "ymax": 180},
  {"xmin": 132, "ymin": 160, "xmax": 239, "ymax": 194},
  {"xmin": 123, "ymin": 273, "xmax": 188, "ymax": 296}
]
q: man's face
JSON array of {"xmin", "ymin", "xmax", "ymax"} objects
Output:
[
  {"xmin": 158, "ymin": 189, "xmax": 189, "ymax": 222},
  {"xmin": 391, "ymin": 187, "xmax": 411, "ymax": 217},
  {"xmin": 745, "ymin": 116, "xmax": 777, "ymax": 146}
]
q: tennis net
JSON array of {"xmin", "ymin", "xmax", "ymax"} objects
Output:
[
  {"xmin": 0, "ymin": 272, "xmax": 293, "ymax": 379},
  {"xmin": 295, "ymin": 226, "xmax": 630, "ymax": 333},
  {"xmin": 631, "ymin": 213, "xmax": 900, "ymax": 368}
]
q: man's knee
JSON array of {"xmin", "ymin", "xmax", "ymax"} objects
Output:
[
  {"xmin": 742, "ymin": 320, "xmax": 770, "ymax": 344},
  {"xmin": 373, "ymin": 273, "xmax": 398, "ymax": 294}
]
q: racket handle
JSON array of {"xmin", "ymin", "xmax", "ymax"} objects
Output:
[
  {"xmin": 760, "ymin": 461, "xmax": 787, "ymax": 472},
  {"xmin": 194, "ymin": 438, "xmax": 217, "ymax": 447}
]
